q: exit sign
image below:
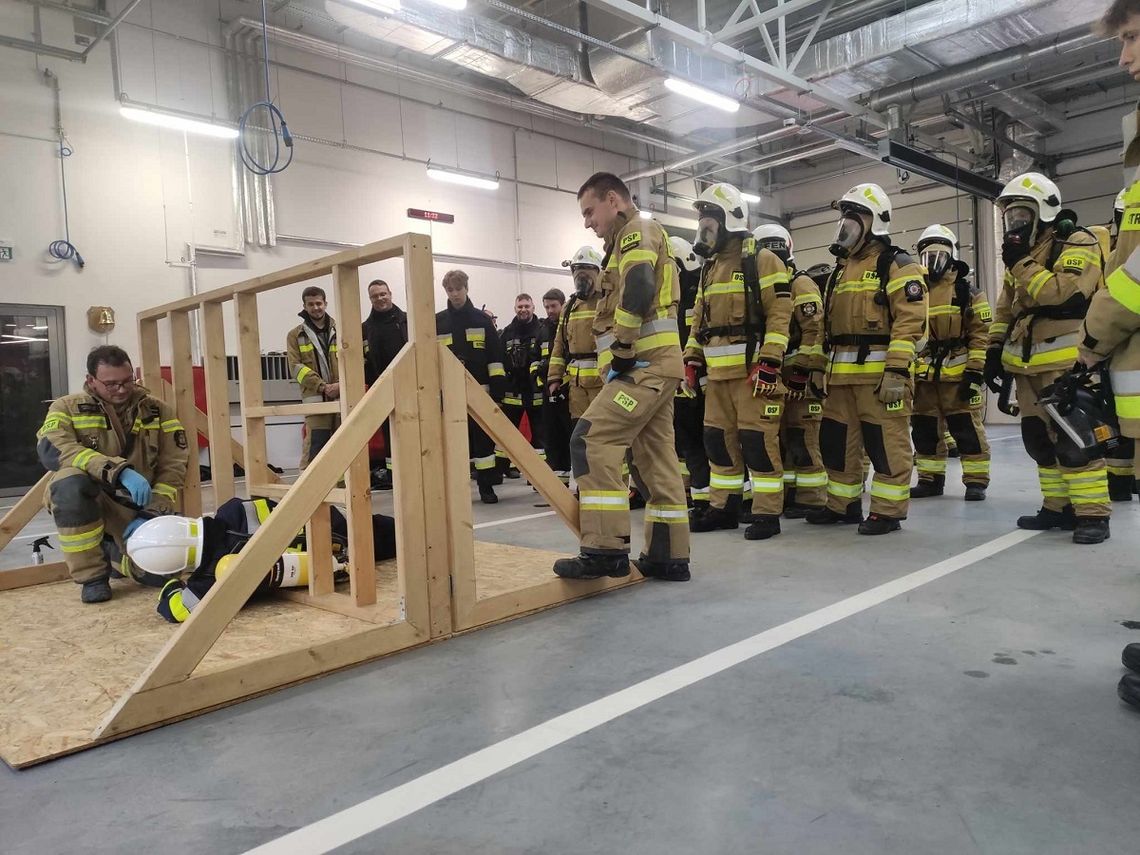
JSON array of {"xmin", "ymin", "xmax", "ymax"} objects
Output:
[{"xmin": 407, "ymin": 208, "xmax": 455, "ymax": 224}]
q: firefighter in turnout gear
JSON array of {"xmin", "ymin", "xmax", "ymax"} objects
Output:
[
  {"xmin": 670, "ymin": 235, "xmax": 711, "ymax": 512},
  {"xmin": 286, "ymin": 286, "xmax": 340, "ymax": 469},
  {"xmin": 683, "ymin": 183, "xmax": 793, "ymax": 541},
  {"xmin": 910, "ymin": 224, "xmax": 993, "ymax": 501},
  {"xmin": 548, "ymin": 246, "xmax": 605, "ymax": 424},
  {"xmin": 499, "ymin": 293, "xmax": 552, "ymax": 469},
  {"xmin": 806, "ymin": 182, "xmax": 928, "ymax": 535},
  {"xmin": 753, "ymin": 226, "xmax": 828, "ymax": 518},
  {"xmin": 554, "ymin": 172, "xmax": 690, "ymax": 582},
  {"xmin": 987, "ymin": 172, "xmax": 1110, "ymax": 543},
  {"xmin": 436, "ymin": 269, "xmax": 508, "ymax": 504},
  {"xmin": 37, "ymin": 345, "xmax": 189, "ymax": 603}
]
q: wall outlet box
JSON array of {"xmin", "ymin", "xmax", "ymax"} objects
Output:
[{"xmin": 0, "ymin": 240, "xmax": 13, "ymax": 262}]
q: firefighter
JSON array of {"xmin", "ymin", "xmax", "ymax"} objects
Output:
[
  {"xmin": 909, "ymin": 224, "xmax": 993, "ymax": 501},
  {"xmin": 540, "ymin": 288, "xmax": 573, "ymax": 480},
  {"xmin": 548, "ymin": 246, "xmax": 605, "ymax": 428},
  {"xmin": 286, "ymin": 286, "xmax": 340, "ymax": 470},
  {"xmin": 682, "ymin": 183, "xmax": 793, "ymax": 541},
  {"xmin": 499, "ymin": 293, "xmax": 551, "ymax": 472},
  {"xmin": 985, "ymin": 172, "xmax": 1110, "ymax": 543},
  {"xmin": 36, "ymin": 345, "xmax": 190, "ymax": 603},
  {"xmin": 752, "ymin": 226, "xmax": 828, "ymax": 518},
  {"xmin": 670, "ymin": 235, "xmax": 711, "ymax": 512},
  {"xmin": 806, "ymin": 182, "xmax": 928, "ymax": 535},
  {"xmin": 436, "ymin": 269, "xmax": 508, "ymax": 504},
  {"xmin": 553, "ymin": 172, "xmax": 689, "ymax": 582},
  {"xmin": 362, "ymin": 279, "xmax": 408, "ymax": 490}
]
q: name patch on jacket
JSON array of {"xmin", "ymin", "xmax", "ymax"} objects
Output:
[
  {"xmin": 77, "ymin": 403, "xmax": 102, "ymax": 414},
  {"xmin": 620, "ymin": 231, "xmax": 642, "ymax": 251},
  {"xmin": 904, "ymin": 281, "xmax": 923, "ymax": 302}
]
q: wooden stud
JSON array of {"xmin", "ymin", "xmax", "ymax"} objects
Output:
[
  {"xmin": 249, "ymin": 484, "xmax": 349, "ymax": 505},
  {"xmin": 390, "ymin": 347, "xmax": 430, "ymax": 632},
  {"xmin": 234, "ymin": 293, "xmax": 270, "ymax": 492},
  {"xmin": 0, "ymin": 474, "xmax": 48, "ymax": 553},
  {"xmin": 0, "ymin": 562, "xmax": 70, "ymax": 592},
  {"xmin": 200, "ymin": 302, "xmax": 235, "ymax": 504},
  {"xmin": 305, "ymin": 504, "xmax": 335, "ymax": 597},
  {"xmin": 244, "ymin": 402, "xmax": 341, "ymax": 417},
  {"xmin": 137, "ymin": 317, "xmax": 163, "ymax": 399},
  {"xmin": 168, "ymin": 311, "xmax": 202, "ymax": 518},
  {"xmin": 439, "ymin": 348, "xmax": 477, "ymax": 628}
]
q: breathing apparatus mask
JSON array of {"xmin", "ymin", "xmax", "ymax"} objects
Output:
[
  {"xmin": 919, "ymin": 243, "xmax": 954, "ymax": 279},
  {"xmin": 1041, "ymin": 366, "xmax": 1122, "ymax": 462},
  {"xmin": 571, "ymin": 265, "xmax": 598, "ymax": 297},
  {"xmin": 693, "ymin": 205, "xmax": 727, "ymax": 259},
  {"xmin": 1001, "ymin": 203, "xmax": 1039, "ymax": 252},
  {"xmin": 829, "ymin": 206, "xmax": 869, "ymax": 259}
]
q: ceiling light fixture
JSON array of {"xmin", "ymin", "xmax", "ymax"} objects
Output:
[
  {"xmin": 741, "ymin": 192, "xmax": 762, "ymax": 204},
  {"xmin": 424, "ymin": 0, "xmax": 466, "ymax": 9},
  {"xmin": 663, "ymin": 77, "xmax": 740, "ymax": 114},
  {"xmin": 350, "ymin": 0, "xmax": 402, "ymax": 12},
  {"xmin": 120, "ymin": 104, "xmax": 238, "ymax": 139},
  {"xmin": 426, "ymin": 164, "xmax": 500, "ymax": 191}
]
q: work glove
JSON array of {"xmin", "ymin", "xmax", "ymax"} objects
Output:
[
  {"xmin": 683, "ymin": 360, "xmax": 702, "ymax": 396},
  {"xmin": 548, "ymin": 381, "xmax": 568, "ymax": 404},
  {"xmin": 606, "ymin": 353, "xmax": 648, "ymax": 382},
  {"xmin": 123, "ymin": 517, "xmax": 146, "ymax": 541},
  {"xmin": 957, "ymin": 369, "xmax": 984, "ymax": 403},
  {"xmin": 749, "ymin": 360, "xmax": 781, "ymax": 398},
  {"xmin": 785, "ymin": 368, "xmax": 810, "ymax": 400},
  {"xmin": 983, "ymin": 345, "xmax": 1004, "ymax": 391},
  {"xmin": 876, "ymin": 367, "xmax": 909, "ymax": 405},
  {"xmin": 119, "ymin": 467, "xmax": 152, "ymax": 508},
  {"xmin": 1001, "ymin": 239, "xmax": 1031, "ymax": 268}
]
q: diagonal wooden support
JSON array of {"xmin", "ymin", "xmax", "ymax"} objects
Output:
[{"xmin": 0, "ymin": 474, "xmax": 49, "ymax": 554}]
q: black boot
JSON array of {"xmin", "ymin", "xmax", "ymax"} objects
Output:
[
  {"xmin": 963, "ymin": 483, "xmax": 987, "ymax": 502},
  {"xmin": 1016, "ymin": 505, "xmax": 1076, "ymax": 531},
  {"xmin": 783, "ymin": 503, "xmax": 816, "ymax": 520},
  {"xmin": 782, "ymin": 487, "xmax": 797, "ymax": 514},
  {"xmin": 858, "ymin": 513, "xmax": 902, "ymax": 536},
  {"xmin": 1108, "ymin": 473, "xmax": 1135, "ymax": 502},
  {"xmin": 910, "ymin": 475, "xmax": 945, "ymax": 498},
  {"xmin": 1118, "ymin": 673, "xmax": 1140, "ymax": 710},
  {"xmin": 632, "ymin": 554, "xmax": 690, "ymax": 582},
  {"xmin": 479, "ymin": 486, "xmax": 499, "ymax": 504},
  {"xmin": 744, "ymin": 514, "xmax": 781, "ymax": 541},
  {"xmin": 629, "ymin": 489, "xmax": 647, "ymax": 511},
  {"xmin": 805, "ymin": 500, "xmax": 863, "ymax": 526},
  {"xmin": 372, "ymin": 468, "xmax": 393, "ymax": 491},
  {"xmin": 80, "ymin": 577, "xmax": 112, "ymax": 604},
  {"xmin": 553, "ymin": 553, "xmax": 630, "ymax": 580},
  {"xmin": 741, "ymin": 497, "xmax": 754, "ymax": 524},
  {"xmin": 1073, "ymin": 517, "xmax": 1110, "ymax": 545},
  {"xmin": 690, "ymin": 504, "xmax": 739, "ymax": 532},
  {"xmin": 1122, "ymin": 643, "xmax": 1140, "ymax": 673}
]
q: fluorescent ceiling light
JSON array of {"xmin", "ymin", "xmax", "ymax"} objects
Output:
[
  {"xmin": 351, "ymin": 0, "xmax": 401, "ymax": 11},
  {"xmin": 663, "ymin": 77, "xmax": 740, "ymax": 114},
  {"xmin": 741, "ymin": 192, "xmax": 762, "ymax": 204},
  {"xmin": 426, "ymin": 165, "xmax": 499, "ymax": 191},
  {"xmin": 424, "ymin": 0, "xmax": 466, "ymax": 8},
  {"xmin": 120, "ymin": 105, "xmax": 239, "ymax": 139}
]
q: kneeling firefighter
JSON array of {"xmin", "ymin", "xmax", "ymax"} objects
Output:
[{"xmin": 126, "ymin": 496, "xmax": 397, "ymax": 622}]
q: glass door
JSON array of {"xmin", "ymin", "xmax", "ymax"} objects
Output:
[{"xmin": 0, "ymin": 305, "xmax": 67, "ymax": 496}]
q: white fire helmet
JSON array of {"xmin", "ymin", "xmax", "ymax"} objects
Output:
[
  {"xmin": 567, "ymin": 245, "xmax": 603, "ymax": 270},
  {"xmin": 752, "ymin": 224, "xmax": 794, "ymax": 261},
  {"xmin": 996, "ymin": 172, "xmax": 1062, "ymax": 223},
  {"xmin": 693, "ymin": 183, "xmax": 750, "ymax": 234},
  {"xmin": 668, "ymin": 235, "xmax": 703, "ymax": 272},
  {"xmin": 916, "ymin": 224, "xmax": 959, "ymax": 279},
  {"xmin": 126, "ymin": 515, "xmax": 206, "ymax": 576},
  {"xmin": 836, "ymin": 183, "xmax": 893, "ymax": 237}
]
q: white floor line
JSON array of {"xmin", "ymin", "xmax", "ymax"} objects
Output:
[
  {"xmin": 244, "ymin": 528, "xmax": 1041, "ymax": 855},
  {"xmin": 472, "ymin": 510, "xmax": 556, "ymax": 530}
]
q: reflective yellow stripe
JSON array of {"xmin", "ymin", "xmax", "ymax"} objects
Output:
[
  {"xmin": 967, "ymin": 349, "xmax": 987, "ymax": 362},
  {"xmin": 438, "ymin": 333, "xmax": 454, "ymax": 346},
  {"xmin": 488, "ymin": 363, "xmax": 506, "ymax": 377},
  {"xmin": 793, "ymin": 294, "xmax": 822, "ymax": 307},
  {"xmin": 927, "ymin": 305, "xmax": 958, "ymax": 317},
  {"xmin": 1025, "ymin": 269, "xmax": 1053, "ymax": 300},
  {"xmin": 763, "ymin": 332, "xmax": 789, "ymax": 348},
  {"xmin": 635, "ymin": 331, "xmax": 681, "ymax": 353},
  {"xmin": 71, "ymin": 416, "xmax": 107, "ymax": 429},
  {"xmin": 614, "ymin": 307, "xmax": 641, "ymax": 329},
  {"xmin": 704, "ymin": 281, "xmax": 744, "ymax": 297},
  {"xmin": 618, "ymin": 248, "xmax": 657, "ymax": 276},
  {"xmin": 796, "ymin": 472, "xmax": 828, "ymax": 488},
  {"xmin": 466, "ymin": 329, "xmax": 485, "ymax": 343},
  {"xmin": 154, "ymin": 482, "xmax": 177, "ymax": 500},
  {"xmin": 167, "ymin": 590, "xmax": 191, "ymax": 622},
  {"xmin": 253, "ymin": 498, "xmax": 272, "ymax": 524},
  {"xmin": 296, "ymin": 365, "xmax": 313, "ymax": 382},
  {"xmin": 58, "ymin": 525, "xmax": 105, "ymax": 553},
  {"xmin": 989, "ymin": 322, "xmax": 1009, "ymax": 337},
  {"xmin": 580, "ymin": 490, "xmax": 630, "ymax": 512},
  {"xmin": 710, "ymin": 472, "xmax": 744, "ymax": 490},
  {"xmin": 1038, "ymin": 467, "xmax": 1067, "ymax": 498},
  {"xmin": 888, "ymin": 339, "xmax": 915, "ymax": 356},
  {"xmin": 1059, "ymin": 247, "xmax": 1101, "ymax": 268},
  {"xmin": 870, "ymin": 481, "xmax": 910, "ymax": 501},
  {"xmin": 834, "ymin": 281, "xmax": 879, "ymax": 295},
  {"xmin": 1106, "ymin": 265, "xmax": 1140, "ymax": 315},
  {"xmin": 885, "ymin": 275, "xmax": 916, "ymax": 295},
  {"xmin": 72, "ymin": 448, "xmax": 98, "ymax": 469},
  {"xmin": 298, "ymin": 343, "xmax": 314, "ymax": 353},
  {"xmin": 1116, "ymin": 394, "xmax": 1140, "ymax": 419},
  {"xmin": 827, "ymin": 480, "xmax": 863, "ymax": 499},
  {"xmin": 829, "ymin": 362, "xmax": 887, "ymax": 375},
  {"xmin": 644, "ymin": 503, "xmax": 688, "ymax": 523},
  {"xmin": 916, "ymin": 457, "xmax": 948, "ymax": 474},
  {"xmin": 161, "ymin": 419, "xmax": 184, "ymax": 433},
  {"xmin": 751, "ymin": 476, "xmax": 783, "ymax": 494},
  {"xmin": 961, "ymin": 460, "xmax": 990, "ymax": 474},
  {"xmin": 758, "ymin": 271, "xmax": 790, "ymax": 289}
]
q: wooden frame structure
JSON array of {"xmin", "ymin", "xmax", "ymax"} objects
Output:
[{"xmin": 0, "ymin": 231, "xmax": 641, "ymax": 768}]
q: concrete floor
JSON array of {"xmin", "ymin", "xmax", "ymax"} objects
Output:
[{"xmin": 3, "ymin": 425, "xmax": 1140, "ymax": 854}]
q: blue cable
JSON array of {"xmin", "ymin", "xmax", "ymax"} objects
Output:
[
  {"xmin": 49, "ymin": 135, "xmax": 84, "ymax": 269},
  {"xmin": 237, "ymin": 0, "xmax": 293, "ymax": 176}
]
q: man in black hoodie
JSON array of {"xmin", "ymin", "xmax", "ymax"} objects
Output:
[
  {"xmin": 362, "ymin": 279, "xmax": 408, "ymax": 490},
  {"xmin": 436, "ymin": 270, "xmax": 508, "ymax": 503},
  {"xmin": 498, "ymin": 293, "xmax": 552, "ymax": 475},
  {"xmin": 287, "ymin": 286, "xmax": 340, "ymax": 469}
]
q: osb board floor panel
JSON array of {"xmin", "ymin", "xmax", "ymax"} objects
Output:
[{"xmin": 0, "ymin": 542, "xmax": 571, "ymax": 768}]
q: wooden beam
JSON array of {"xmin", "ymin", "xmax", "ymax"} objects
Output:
[
  {"xmin": 464, "ymin": 371, "xmax": 580, "ymax": 538},
  {"xmin": 305, "ymin": 504, "xmax": 335, "ymax": 597},
  {"xmin": 168, "ymin": 311, "xmax": 202, "ymax": 518},
  {"xmin": 234, "ymin": 293, "xmax": 270, "ymax": 491},
  {"xmin": 0, "ymin": 562, "xmax": 70, "ymax": 591},
  {"xmin": 200, "ymin": 302, "xmax": 235, "ymax": 503},
  {"xmin": 244, "ymin": 402, "xmax": 341, "ymax": 417},
  {"xmin": 248, "ymin": 483, "xmax": 348, "ymax": 505},
  {"xmin": 0, "ymin": 473, "xmax": 48, "ymax": 553},
  {"xmin": 125, "ymin": 354, "xmax": 406, "ymax": 692},
  {"xmin": 440, "ymin": 347, "xmax": 477, "ymax": 628},
  {"xmin": 390, "ymin": 348, "xmax": 431, "ymax": 632},
  {"xmin": 137, "ymin": 317, "xmax": 163, "ymax": 399}
]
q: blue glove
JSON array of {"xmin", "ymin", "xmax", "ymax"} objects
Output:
[
  {"xmin": 119, "ymin": 468, "xmax": 152, "ymax": 508},
  {"xmin": 606, "ymin": 360, "xmax": 649, "ymax": 382},
  {"xmin": 123, "ymin": 517, "xmax": 146, "ymax": 541}
]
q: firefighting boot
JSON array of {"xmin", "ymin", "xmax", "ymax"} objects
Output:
[
  {"xmin": 744, "ymin": 515, "xmax": 781, "ymax": 541},
  {"xmin": 805, "ymin": 500, "xmax": 863, "ymax": 526},
  {"xmin": 964, "ymin": 483, "xmax": 987, "ymax": 502},
  {"xmin": 632, "ymin": 554, "xmax": 691, "ymax": 582},
  {"xmin": 1016, "ymin": 505, "xmax": 1076, "ymax": 531},
  {"xmin": 1072, "ymin": 517, "xmax": 1110, "ymax": 545},
  {"xmin": 910, "ymin": 475, "xmax": 945, "ymax": 498},
  {"xmin": 1122, "ymin": 643, "xmax": 1140, "ymax": 673},
  {"xmin": 80, "ymin": 577, "xmax": 112, "ymax": 604},
  {"xmin": 858, "ymin": 513, "xmax": 902, "ymax": 536},
  {"xmin": 479, "ymin": 486, "xmax": 499, "ymax": 504},
  {"xmin": 741, "ymin": 497, "xmax": 755, "ymax": 524},
  {"xmin": 1108, "ymin": 473, "xmax": 1135, "ymax": 502},
  {"xmin": 1118, "ymin": 673, "xmax": 1140, "ymax": 710},
  {"xmin": 553, "ymin": 553, "xmax": 631, "ymax": 580},
  {"xmin": 690, "ymin": 495, "xmax": 741, "ymax": 532}
]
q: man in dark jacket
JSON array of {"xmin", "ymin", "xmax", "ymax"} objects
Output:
[
  {"xmin": 499, "ymin": 293, "xmax": 552, "ymax": 475},
  {"xmin": 362, "ymin": 279, "xmax": 408, "ymax": 490},
  {"xmin": 436, "ymin": 270, "xmax": 508, "ymax": 503},
  {"xmin": 541, "ymin": 288, "xmax": 572, "ymax": 480}
]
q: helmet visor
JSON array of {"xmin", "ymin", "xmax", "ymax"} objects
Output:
[
  {"xmin": 830, "ymin": 215, "xmax": 865, "ymax": 256},
  {"xmin": 693, "ymin": 215, "xmax": 724, "ymax": 258},
  {"xmin": 920, "ymin": 247, "xmax": 953, "ymax": 278},
  {"xmin": 1002, "ymin": 204, "xmax": 1036, "ymax": 235}
]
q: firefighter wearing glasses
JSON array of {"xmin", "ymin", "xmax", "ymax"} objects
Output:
[{"xmin": 683, "ymin": 183, "xmax": 793, "ymax": 541}]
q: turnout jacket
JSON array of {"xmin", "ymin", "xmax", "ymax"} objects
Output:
[
  {"xmin": 683, "ymin": 238, "xmax": 793, "ymax": 381},
  {"xmin": 362, "ymin": 306, "xmax": 408, "ymax": 384},
  {"xmin": 436, "ymin": 298, "xmax": 507, "ymax": 399},
  {"xmin": 915, "ymin": 269, "xmax": 991, "ymax": 383},
  {"xmin": 548, "ymin": 290, "xmax": 603, "ymax": 392},
  {"xmin": 37, "ymin": 384, "xmax": 189, "ymax": 513},
  {"xmin": 286, "ymin": 312, "xmax": 339, "ymax": 402},
  {"xmin": 823, "ymin": 241, "xmax": 928, "ymax": 386},
  {"xmin": 784, "ymin": 268, "xmax": 826, "ymax": 375},
  {"xmin": 594, "ymin": 210, "xmax": 683, "ymax": 379},
  {"xmin": 500, "ymin": 315, "xmax": 552, "ymax": 406},
  {"xmin": 990, "ymin": 227, "xmax": 1103, "ymax": 376}
]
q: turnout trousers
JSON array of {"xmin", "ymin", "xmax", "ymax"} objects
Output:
[
  {"xmin": 300, "ymin": 413, "xmax": 341, "ymax": 470},
  {"xmin": 674, "ymin": 392, "xmax": 710, "ymax": 504},
  {"xmin": 780, "ymin": 397, "xmax": 827, "ymax": 508},
  {"xmin": 820, "ymin": 383, "xmax": 913, "ymax": 519},
  {"xmin": 702, "ymin": 377, "xmax": 785, "ymax": 517},
  {"xmin": 46, "ymin": 467, "xmax": 139, "ymax": 584},
  {"xmin": 571, "ymin": 372, "xmax": 689, "ymax": 562},
  {"xmin": 911, "ymin": 382, "xmax": 991, "ymax": 487}
]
